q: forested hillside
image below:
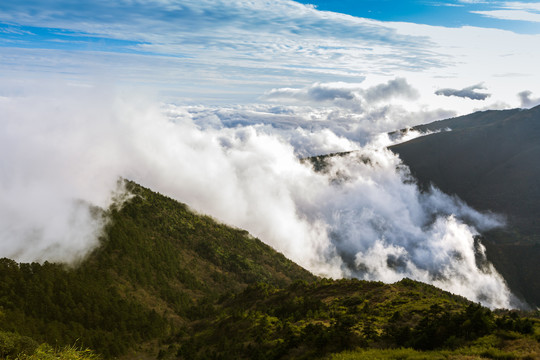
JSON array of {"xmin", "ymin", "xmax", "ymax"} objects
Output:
[
  {"xmin": 0, "ymin": 181, "xmax": 314, "ymax": 358},
  {"xmin": 173, "ymin": 278, "xmax": 539, "ymax": 359},
  {"xmin": 1, "ymin": 181, "xmax": 539, "ymax": 359}
]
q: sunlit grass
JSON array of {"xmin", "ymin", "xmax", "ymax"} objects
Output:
[{"xmin": 17, "ymin": 344, "xmax": 100, "ymax": 360}]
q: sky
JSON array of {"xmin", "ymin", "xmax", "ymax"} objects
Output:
[
  {"xmin": 1, "ymin": 0, "xmax": 540, "ymax": 110},
  {"xmin": 297, "ymin": 0, "xmax": 540, "ymax": 34},
  {"xmin": 1, "ymin": 0, "xmax": 539, "ymax": 308}
]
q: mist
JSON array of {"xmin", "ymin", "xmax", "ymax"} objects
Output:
[{"xmin": 0, "ymin": 83, "xmax": 517, "ymax": 308}]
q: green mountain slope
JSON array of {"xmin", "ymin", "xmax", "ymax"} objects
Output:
[
  {"xmin": 171, "ymin": 278, "xmax": 539, "ymax": 359},
  {"xmin": 0, "ymin": 181, "xmax": 315, "ymax": 358},
  {"xmin": 1, "ymin": 181, "xmax": 538, "ymax": 359},
  {"xmin": 389, "ymin": 105, "xmax": 540, "ymax": 307}
]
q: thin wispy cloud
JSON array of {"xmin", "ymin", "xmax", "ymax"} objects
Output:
[
  {"xmin": 472, "ymin": 1, "xmax": 540, "ymax": 23},
  {"xmin": 457, "ymin": 0, "xmax": 488, "ymax": 4},
  {"xmin": 0, "ymin": 1, "xmax": 451, "ymax": 107},
  {"xmin": 502, "ymin": 2, "xmax": 540, "ymax": 12},
  {"xmin": 473, "ymin": 9, "xmax": 540, "ymax": 22},
  {"xmin": 1, "ymin": 0, "xmax": 539, "ymax": 110},
  {"xmin": 0, "ymin": 1, "xmax": 438, "ymax": 68}
]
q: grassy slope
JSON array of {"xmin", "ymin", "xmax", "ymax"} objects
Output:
[{"xmin": 171, "ymin": 278, "xmax": 540, "ymax": 360}]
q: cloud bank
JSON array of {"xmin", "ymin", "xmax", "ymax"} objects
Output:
[{"xmin": 0, "ymin": 82, "xmax": 520, "ymax": 309}]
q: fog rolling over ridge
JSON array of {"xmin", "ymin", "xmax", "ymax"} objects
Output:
[
  {"xmin": 0, "ymin": 84, "xmax": 518, "ymax": 309},
  {"xmin": 390, "ymin": 105, "xmax": 540, "ymax": 308}
]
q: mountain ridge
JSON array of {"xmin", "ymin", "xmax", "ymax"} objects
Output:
[
  {"xmin": 0, "ymin": 180, "xmax": 315, "ymax": 358},
  {"xmin": 389, "ymin": 105, "xmax": 540, "ymax": 308},
  {"xmin": 1, "ymin": 180, "xmax": 539, "ymax": 359}
]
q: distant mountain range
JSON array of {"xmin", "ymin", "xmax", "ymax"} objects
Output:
[{"xmin": 390, "ymin": 105, "xmax": 540, "ymax": 308}]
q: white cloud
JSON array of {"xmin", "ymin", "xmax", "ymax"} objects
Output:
[
  {"xmin": 0, "ymin": 83, "xmax": 521, "ymax": 308},
  {"xmin": 385, "ymin": 21, "xmax": 540, "ymax": 111},
  {"xmin": 503, "ymin": 2, "xmax": 540, "ymax": 12},
  {"xmin": 264, "ymin": 78, "xmax": 421, "ymax": 107},
  {"xmin": 435, "ymin": 83, "xmax": 491, "ymax": 100},
  {"xmin": 458, "ymin": 0, "xmax": 488, "ymax": 3},
  {"xmin": 1, "ymin": 0, "xmax": 540, "ymax": 113},
  {"xmin": 473, "ymin": 9, "xmax": 540, "ymax": 22},
  {"xmin": 0, "ymin": 0, "xmax": 438, "ymax": 72},
  {"xmin": 0, "ymin": 0, "xmax": 441, "ymax": 108},
  {"xmin": 0, "ymin": 0, "xmax": 537, "ymax": 309},
  {"xmin": 518, "ymin": 90, "xmax": 540, "ymax": 108},
  {"xmin": 471, "ymin": 1, "xmax": 540, "ymax": 23},
  {"xmin": 264, "ymin": 82, "xmax": 362, "ymax": 104},
  {"xmin": 192, "ymin": 79, "xmax": 451, "ymax": 150}
]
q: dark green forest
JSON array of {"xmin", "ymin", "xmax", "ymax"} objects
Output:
[{"xmin": 1, "ymin": 181, "xmax": 539, "ymax": 359}]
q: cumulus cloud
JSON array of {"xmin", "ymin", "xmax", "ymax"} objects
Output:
[
  {"xmin": 0, "ymin": 84, "xmax": 343, "ymax": 276},
  {"xmin": 259, "ymin": 78, "xmax": 434, "ymax": 141},
  {"xmin": 363, "ymin": 78, "xmax": 420, "ymax": 103},
  {"xmin": 264, "ymin": 82, "xmax": 361, "ymax": 104},
  {"xmin": 0, "ymin": 82, "xmax": 520, "ymax": 309},
  {"xmin": 435, "ymin": 83, "xmax": 491, "ymax": 100},
  {"xmin": 303, "ymin": 147, "xmax": 514, "ymax": 308},
  {"xmin": 518, "ymin": 90, "xmax": 540, "ymax": 108},
  {"xmin": 265, "ymin": 78, "xmax": 419, "ymax": 106},
  {"xmin": 0, "ymin": 86, "xmax": 129, "ymax": 263}
]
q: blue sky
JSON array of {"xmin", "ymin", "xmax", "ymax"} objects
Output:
[
  {"xmin": 296, "ymin": 0, "xmax": 540, "ymax": 34},
  {"xmin": 1, "ymin": 0, "xmax": 540, "ymax": 109}
]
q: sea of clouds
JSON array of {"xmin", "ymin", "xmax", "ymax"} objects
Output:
[{"xmin": 0, "ymin": 80, "xmax": 519, "ymax": 309}]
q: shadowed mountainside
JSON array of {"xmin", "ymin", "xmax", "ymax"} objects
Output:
[{"xmin": 390, "ymin": 105, "xmax": 540, "ymax": 307}]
